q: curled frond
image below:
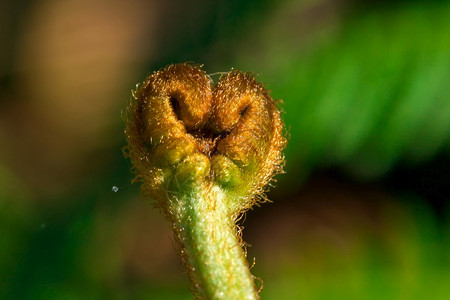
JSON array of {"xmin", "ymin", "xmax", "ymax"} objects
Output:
[{"xmin": 124, "ymin": 63, "xmax": 286, "ymax": 214}]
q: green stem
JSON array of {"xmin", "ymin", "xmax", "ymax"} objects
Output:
[{"xmin": 169, "ymin": 184, "xmax": 258, "ymax": 299}]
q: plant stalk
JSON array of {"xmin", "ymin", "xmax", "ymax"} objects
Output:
[{"xmin": 169, "ymin": 184, "xmax": 258, "ymax": 299}]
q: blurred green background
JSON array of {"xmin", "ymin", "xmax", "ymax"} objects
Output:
[{"xmin": 1, "ymin": 0, "xmax": 449, "ymax": 299}]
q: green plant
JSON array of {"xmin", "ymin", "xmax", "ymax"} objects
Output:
[{"xmin": 124, "ymin": 63, "xmax": 286, "ymax": 299}]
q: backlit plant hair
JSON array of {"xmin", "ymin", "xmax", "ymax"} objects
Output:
[{"xmin": 124, "ymin": 63, "xmax": 286, "ymax": 299}]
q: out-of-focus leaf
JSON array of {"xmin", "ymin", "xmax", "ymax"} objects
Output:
[{"xmin": 234, "ymin": 2, "xmax": 450, "ymax": 181}]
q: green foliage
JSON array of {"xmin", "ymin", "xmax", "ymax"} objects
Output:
[{"xmin": 235, "ymin": 1, "xmax": 450, "ymax": 180}]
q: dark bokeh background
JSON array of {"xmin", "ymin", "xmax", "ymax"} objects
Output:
[{"xmin": 1, "ymin": 0, "xmax": 449, "ymax": 299}]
